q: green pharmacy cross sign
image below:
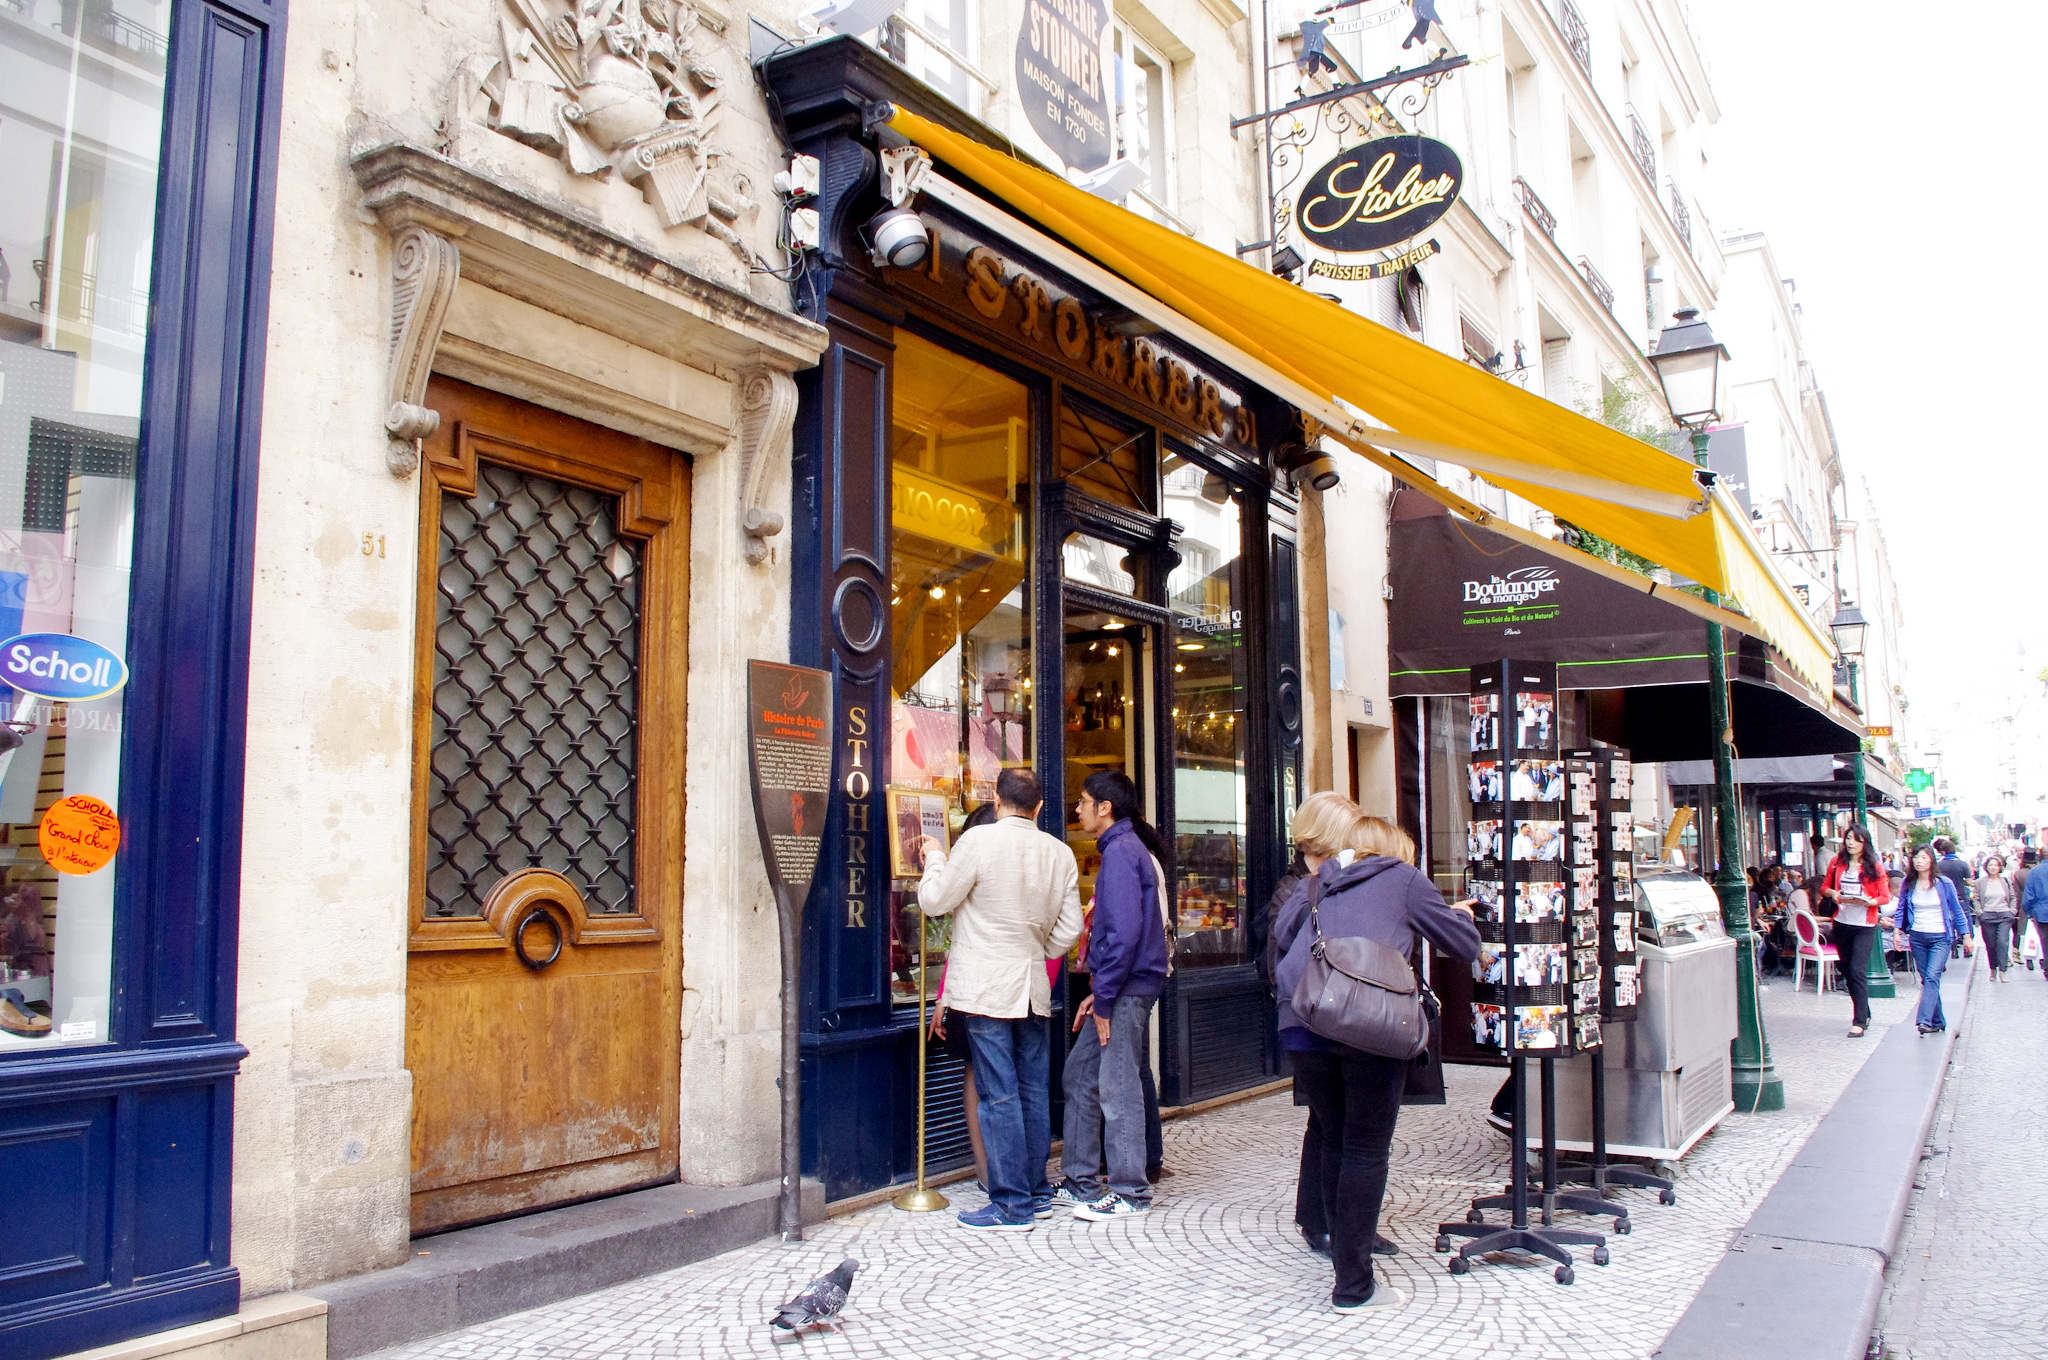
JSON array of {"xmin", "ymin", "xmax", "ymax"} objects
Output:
[{"xmin": 1906, "ymin": 768, "xmax": 1932, "ymax": 794}]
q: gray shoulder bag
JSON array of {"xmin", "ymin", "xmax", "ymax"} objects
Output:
[{"xmin": 1290, "ymin": 871, "xmax": 1432, "ymax": 1060}]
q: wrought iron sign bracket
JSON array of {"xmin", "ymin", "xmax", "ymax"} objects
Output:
[{"xmin": 1230, "ymin": 53, "xmax": 1471, "ymax": 130}]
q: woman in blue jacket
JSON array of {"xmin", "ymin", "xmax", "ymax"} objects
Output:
[{"xmin": 1895, "ymin": 846, "xmax": 1974, "ymax": 1034}]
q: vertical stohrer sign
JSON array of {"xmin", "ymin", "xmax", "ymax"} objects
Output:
[
  {"xmin": 1015, "ymin": 0, "xmax": 1113, "ymax": 172},
  {"xmin": 748, "ymin": 659, "xmax": 833, "ymax": 1241}
]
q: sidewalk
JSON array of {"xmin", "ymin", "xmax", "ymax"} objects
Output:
[
  {"xmin": 363, "ymin": 975, "xmax": 1921, "ymax": 1360},
  {"xmin": 1874, "ymin": 958, "xmax": 2048, "ymax": 1359}
]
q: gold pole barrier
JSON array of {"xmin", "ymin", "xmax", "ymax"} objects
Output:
[{"xmin": 894, "ymin": 903, "xmax": 948, "ymax": 1212}]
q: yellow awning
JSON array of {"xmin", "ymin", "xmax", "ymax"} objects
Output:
[{"xmin": 885, "ymin": 108, "xmax": 1838, "ymax": 692}]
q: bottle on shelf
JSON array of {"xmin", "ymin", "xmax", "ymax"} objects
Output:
[{"xmin": 1108, "ymin": 680, "xmax": 1124, "ymax": 730}]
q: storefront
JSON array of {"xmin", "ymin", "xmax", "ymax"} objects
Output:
[
  {"xmin": 1385, "ymin": 492, "xmax": 1862, "ymax": 1061},
  {"xmin": 762, "ymin": 38, "xmax": 1305, "ymax": 1202},
  {"xmin": 0, "ymin": 0, "xmax": 283, "ymax": 1352}
]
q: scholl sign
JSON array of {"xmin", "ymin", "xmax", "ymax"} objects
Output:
[{"xmin": 2, "ymin": 633, "xmax": 129, "ymax": 702}]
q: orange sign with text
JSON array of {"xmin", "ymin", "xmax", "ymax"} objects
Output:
[{"xmin": 39, "ymin": 795, "xmax": 120, "ymax": 875}]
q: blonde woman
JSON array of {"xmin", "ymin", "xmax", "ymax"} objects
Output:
[{"xmin": 1269, "ymin": 793, "xmax": 1368, "ymax": 1262}]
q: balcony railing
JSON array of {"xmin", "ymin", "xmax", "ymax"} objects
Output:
[
  {"xmin": 1668, "ymin": 183, "xmax": 1694, "ymax": 254},
  {"xmin": 1576, "ymin": 255, "xmax": 1615, "ymax": 314},
  {"xmin": 1555, "ymin": 0, "xmax": 1592, "ymax": 76},
  {"xmin": 1627, "ymin": 108, "xmax": 1656, "ymax": 185},
  {"xmin": 1513, "ymin": 177, "xmax": 1557, "ymax": 241}
]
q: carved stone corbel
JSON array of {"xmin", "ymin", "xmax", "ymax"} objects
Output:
[
  {"xmin": 735, "ymin": 367, "xmax": 798, "ymax": 565},
  {"xmin": 385, "ymin": 226, "xmax": 461, "ymax": 477}
]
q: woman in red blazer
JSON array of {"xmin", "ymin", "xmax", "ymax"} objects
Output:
[{"xmin": 1818, "ymin": 823, "xmax": 1892, "ymax": 1037}]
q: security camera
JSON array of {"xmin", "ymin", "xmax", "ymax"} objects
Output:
[{"xmin": 865, "ymin": 207, "xmax": 929, "ymax": 269}]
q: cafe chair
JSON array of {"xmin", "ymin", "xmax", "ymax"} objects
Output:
[{"xmin": 1792, "ymin": 909, "xmax": 1837, "ymax": 995}]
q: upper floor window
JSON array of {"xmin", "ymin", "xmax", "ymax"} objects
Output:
[
  {"xmin": 1110, "ymin": 22, "xmax": 1176, "ymax": 216},
  {"xmin": 875, "ymin": 0, "xmax": 991, "ymax": 118}
]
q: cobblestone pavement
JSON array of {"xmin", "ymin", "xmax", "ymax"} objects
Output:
[
  {"xmin": 371, "ymin": 975, "xmax": 1915, "ymax": 1360},
  {"xmin": 1876, "ymin": 955, "xmax": 2048, "ymax": 1360}
]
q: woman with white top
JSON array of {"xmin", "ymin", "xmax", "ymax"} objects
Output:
[
  {"xmin": 1895, "ymin": 846, "xmax": 1973, "ymax": 1035},
  {"xmin": 1974, "ymin": 855, "xmax": 2018, "ymax": 980},
  {"xmin": 1817, "ymin": 824, "xmax": 1893, "ymax": 1038}
]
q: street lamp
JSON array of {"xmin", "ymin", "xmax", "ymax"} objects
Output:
[
  {"xmin": 1647, "ymin": 308, "xmax": 1728, "ymax": 429},
  {"xmin": 1830, "ymin": 602, "xmax": 1868, "ymax": 660},
  {"xmin": 1647, "ymin": 308, "xmax": 1784, "ymax": 1113}
]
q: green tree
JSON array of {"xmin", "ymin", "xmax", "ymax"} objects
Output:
[{"xmin": 1556, "ymin": 374, "xmax": 1680, "ymax": 584}]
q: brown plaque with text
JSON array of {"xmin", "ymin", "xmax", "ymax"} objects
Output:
[{"xmin": 748, "ymin": 660, "xmax": 834, "ymax": 908}]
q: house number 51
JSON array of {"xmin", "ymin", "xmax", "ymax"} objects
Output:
[{"xmin": 362, "ymin": 532, "xmax": 386, "ymax": 558}]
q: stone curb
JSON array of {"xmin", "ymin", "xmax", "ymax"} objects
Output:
[
  {"xmin": 312, "ymin": 1177, "xmax": 825, "ymax": 1358},
  {"xmin": 1651, "ymin": 958, "xmax": 1976, "ymax": 1360}
]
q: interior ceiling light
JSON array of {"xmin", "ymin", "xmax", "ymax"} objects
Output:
[
  {"xmin": 928, "ymin": 584, "xmax": 945, "ymax": 599},
  {"xmin": 1178, "ymin": 642, "xmax": 1204, "ymax": 651}
]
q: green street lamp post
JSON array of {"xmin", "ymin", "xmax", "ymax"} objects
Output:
[
  {"xmin": 1649, "ymin": 308, "xmax": 1785, "ymax": 1113},
  {"xmin": 1831, "ymin": 603, "xmax": 1893, "ymax": 999}
]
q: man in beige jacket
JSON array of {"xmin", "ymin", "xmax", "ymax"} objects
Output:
[{"xmin": 918, "ymin": 767, "xmax": 1084, "ymax": 1230}]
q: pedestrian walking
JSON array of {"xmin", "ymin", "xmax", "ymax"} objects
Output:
[
  {"xmin": 1935, "ymin": 837, "xmax": 1975, "ymax": 955},
  {"xmin": 1818, "ymin": 823, "xmax": 1891, "ymax": 1037},
  {"xmin": 917, "ymin": 769, "xmax": 1084, "ymax": 1231},
  {"xmin": 2021, "ymin": 851, "xmax": 2048, "ymax": 980},
  {"xmin": 1272, "ymin": 815, "xmax": 1479, "ymax": 1314},
  {"xmin": 1057, "ymin": 771, "xmax": 1170, "ymax": 1223},
  {"xmin": 1974, "ymin": 854, "xmax": 2018, "ymax": 981},
  {"xmin": 1896, "ymin": 846, "xmax": 1972, "ymax": 1035}
]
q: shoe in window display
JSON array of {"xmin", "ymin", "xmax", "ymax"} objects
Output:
[{"xmin": 0, "ymin": 989, "xmax": 49, "ymax": 1039}]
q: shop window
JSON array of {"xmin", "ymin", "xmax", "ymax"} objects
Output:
[
  {"xmin": 425, "ymin": 465, "xmax": 643, "ymax": 919},
  {"xmin": 0, "ymin": 0, "xmax": 170, "ymax": 1049},
  {"xmin": 1062, "ymin": 532, "xmax": 1136, "ymax": 595},
  {"xmin": 1058, "ymin": 389, "xmax": 1154, "ymax": 512},
  {"xmin": 1166, "ymin": 475, "xmax": 1246, "ymax": 968},
  {"xmin": 1422, "ymin": 695, "xmax": 1474, "ymax": 899},
  {"xmin": 888, "ymin": 333, "xmax": 1033, "ymax": 1003},
  {"xmin": 1110, "ymin": 22, "xmax": 1176, "ymax": 213}
]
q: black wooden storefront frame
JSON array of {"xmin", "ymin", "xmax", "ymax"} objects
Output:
[{"xmin": 768, "ymin": 36, "xmax": 1301, "ymax": 1201}]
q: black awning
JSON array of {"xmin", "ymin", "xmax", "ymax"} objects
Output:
[
  {"xmin": 1390, "ymin": 491, "xmax": 1710, "ymax": 695},
  {"xmin": 1389, "ymin": 491, "xmax": 1863, "ymax": 762}
]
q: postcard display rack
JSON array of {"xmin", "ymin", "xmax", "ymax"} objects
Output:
[
  {"xmin": 1552, "ymin": 746, "xmax": 1675, "ymax": 1209},
  {"xmin": 1434, "ymin": 661, "xmax": 1611, "ymax": 1284}
]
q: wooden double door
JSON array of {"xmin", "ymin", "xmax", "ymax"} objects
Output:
[{"xmin": 405, "ymin": 378, "xmax": 688, "ymax": 1233}]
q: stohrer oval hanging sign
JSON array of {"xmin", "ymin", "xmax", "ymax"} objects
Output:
[
  {"xmin": 1, "ymin": 633, "xmax": 128, "ymax": 702},
  {"xmin": 1015, "ymin": 0, "xmax": 1112, "ymax": 172},
  {"xmin": 1296, "ymin": 135, "xmax": 1463, "ymax": 253}
]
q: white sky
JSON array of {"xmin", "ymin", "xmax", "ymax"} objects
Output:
[{"xmin": 1694, "ymin": 0, "xmax": 2048, "ymax": 812}]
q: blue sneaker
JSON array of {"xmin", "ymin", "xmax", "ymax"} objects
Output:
[{"xmin": 957, "ymin": 1203, "xmax": 1033, "ymax": 1232}]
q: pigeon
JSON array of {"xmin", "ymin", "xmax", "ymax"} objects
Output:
[{"xmin": 769, "ymin": 1258, "xmax": 861, "ymax": 1335}]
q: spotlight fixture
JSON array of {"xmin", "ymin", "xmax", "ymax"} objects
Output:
[
  {"xmin": 865, "ymin": 206, "xmax": 929, "ymax": 269},
  {"xmin": 1270, "ymin": 244, "xmax": 1304, "ymax": 279}
]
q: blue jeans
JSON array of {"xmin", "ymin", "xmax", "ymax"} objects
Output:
[
  {"xmin": 963, "ymin": 1011, "xmax": 1052, "ymax": 1223},
  {"xmin": 1061, "ymin": 993, "xmax": 1157, "ymax": 1205},
  {"xmin": 1909, "ymin": 932, "xmax": 1950, "ymax": 1029}
]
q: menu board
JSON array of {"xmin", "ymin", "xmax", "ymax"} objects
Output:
[{"xmin": 1467, "ymin": 661, "xmax": 1577, "ymax": 1052}]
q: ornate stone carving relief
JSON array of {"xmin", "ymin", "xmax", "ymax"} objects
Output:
[
  {"xmin": 735, "ymin": 367, "xmax": 798, "ymax": 565},
  {"xmin": 386, "ymin": 226, "xmax": 461, "ymax": 477},
  {"xmin": 476, "ymin": 0, "xmax": 757, "ymax": 259}
]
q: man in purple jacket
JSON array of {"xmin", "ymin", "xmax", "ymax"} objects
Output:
[{"xmin": 1059, "ymin": 770, "xmax": 1169, "ymax": 1221}]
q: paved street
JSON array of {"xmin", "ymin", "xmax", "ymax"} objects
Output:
[
  {"xmin": 369, "ymin": 972, "xmax": 1918, "ymax": 1360},
  {"xmin": 1876, "ymin": 956, "xmax": 2048, "ymax": 1360}
]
